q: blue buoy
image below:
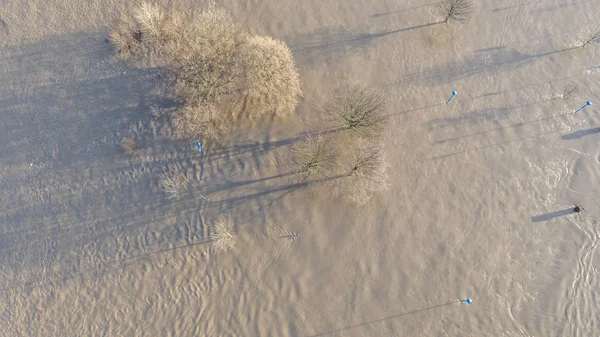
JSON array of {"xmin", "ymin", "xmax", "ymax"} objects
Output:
[
  {"xmin": 446, "ymin": 90, "xmax": 458, "ymax": 105},
  {"xmin": 195, "ymin": 141, "xmax": 203, "ymax": 154},
  {"xmin": 575, "ymin": 101, "xmax": 592, "ymax": 113},
  {"xmin": 459, "ymin": 298, "xmax": 472, "ymax": 304}
]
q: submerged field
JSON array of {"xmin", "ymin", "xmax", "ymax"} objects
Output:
[{"xmin": 1, "ymin": 0, "xmax": 599, "ymax": 336}]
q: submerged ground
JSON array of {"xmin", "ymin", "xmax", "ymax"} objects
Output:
[{"xmin": 1, "ymin": 0, "xmax": 599, "ymax": 336}]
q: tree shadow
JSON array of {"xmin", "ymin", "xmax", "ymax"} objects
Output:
[
  {"xmin": 383, "ymin": 103, "xmax": 445, "ymax": 118},
  {"xmin": 513, "ymin": 0, "xmax": 592, "ymax": 16},
  {"xmin": 531, "ymin": 208, "xmax": 576, "ymax": 222},
  {"xmin": 469, "ymin": 74, "xmax": 582, "ymax": 100},
  {"xmin": 305, "ymin": 301, "xmax": 459, "ymax": 337},
  {"xmin": 208, "ymin": 175, "xmax": 344, "ymax": 208},
  {"xmin": 437, "ymin": 101, "xmax": 567, "ymax": 143},
  {"xmin": 492, "ymin": 0, "xmax": 547, "ymax": 12},
  {"xmin": 290, "ymin": 22, "xmax": 442, "ymax": 64},
  {"xmin": 0, "ymin": 32, "xmax": 165, "ymax": 169},
  {"xmin": 198, "ymin": 172, "xmax": 293, "ymax": 195},
  {"xmin": 561, "ymin": 127, "xmax": 600, "ymax": 140},
  {"xmin": 428, "ymin": 107, "xmax": 512, "ymax": 130},
  {"xmin": 431, "ymin": 127, "xmax": 568, "ymax": 160},
  {"xmin": 371, "ymin": 3, "xmax": 437, "ymax": 17},
  {"xmin": 391, "ymin": 46, "xmax": 578, "ymax": 88},
  {"xmin": 205, "ymin": 128, "xmax": 343, "ymax": 161}
]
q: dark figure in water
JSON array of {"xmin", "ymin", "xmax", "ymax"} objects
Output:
[{"xmin": 574, "ymin": 205, "xmax": 584, "ymax": 213}]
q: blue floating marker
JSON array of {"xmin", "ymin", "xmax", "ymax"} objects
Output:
[
  {"xmin": 575, "ymin": 101, "xmax": 592, "ymax": 113},
  {"xmin": 446, "ymin": 90, "xmax": 458, "ymax": 105},
  {"xmin": 459, "ymin": 298, "xmax": 472, "ymax": 304},
  {"xmin": 195, "ymin": 141, "xmax": 203, "ymax": 154}
]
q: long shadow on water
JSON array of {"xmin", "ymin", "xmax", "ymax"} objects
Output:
[
  {"xmin": 371, "ymin": 3, "xmax": 436, "ymax": 17},
  {"xmin": 392, "ymin": 46, "xmax": 579, "ymax": 87},
  {"xmin": 561, "ymin": 127, "xmax": 600, "ymax": 140},
  {"xmin": 290, "ymin": 22, "xmax": 442, "ymax": 64},
  {"xmin": 531, "ymin": 208, "xmax": 576, "ymax": 222},
  {"xmin": 437, "ymin": 106, "xmax": 570, "ymax": 143},
  {"xmin": 306, "ymin": 301, "xmax": 459, "ymax": 337}
]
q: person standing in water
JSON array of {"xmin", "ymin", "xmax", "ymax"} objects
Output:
[{"xmin": 573, "ymin": 205, "xmax": 584, "ymax": 213}]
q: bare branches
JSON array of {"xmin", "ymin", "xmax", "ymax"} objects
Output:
[
  {"xmin": 333, "ymin": 138, "xmax": 390, "ymax": 206},
  {"xmin": 288, "ymin": 134, "xmax": 337, "ymax": 182},
  {"xmin": 438, "ymin": 0, "xmax": 474, "ymax": 24},
  {"xmin": 325, "ymin": 84, "xmax": 387, "ymax": 137}
]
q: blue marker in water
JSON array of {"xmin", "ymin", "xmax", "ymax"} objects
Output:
[
  {"xmin": 446, "ymin": 90, "xmax": 458, "ymax": 105},
  {"xmin": 459, "ymin": 298, "xmax": 472, "ymax": 304},
  {"xmin": 195, "ymin": 141, "xmax": 203, "ymax": 154},
  {"xmin": 575, "ymin": 101, "xmax": 592, "ymax": 113}
]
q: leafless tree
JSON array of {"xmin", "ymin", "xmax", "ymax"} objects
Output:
[
  {"xmin": 288, "ymin": 134, "xmax": 337, "ymax": 182},
  {"xmin": 438, "ymin": 0, "xmax": 474, "ymax": 24},
  {"xmin": 325, "ymin": 83, "xmax": 387, "ymax": 137},
  {"xmin": 333, "ymin": 139, "xmax": 389, "ymax": 206}
]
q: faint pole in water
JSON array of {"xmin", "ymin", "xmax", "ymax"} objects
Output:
[
  {"xmin": 575, "ymin": 101, "xmax": 592, "ymax": 113},
  {"xmin": 458, "ymin": 298, "xmax": 472, "ymax": 304},
  {"xmin": 446, "ymin": 90, "xmax": 458, "ymax": 105}
]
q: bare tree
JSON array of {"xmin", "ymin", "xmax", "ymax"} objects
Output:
[
  {"xmin": 333, "ymin": 139, "xmax": 389, "ymax": 206},
  {"xmin": 438, "ymin": 0, "xmax": 474, "ymax": 24},
  {"xmin": 563, "ymin": 83, "xmax": 579, "ymax": 102},
  {"xmin": 241, "ymin": 35, "xmax": 302, "ymax": 118},
  {"xmin": 172, "ymin": 103, "xmax": 227, "ymax": 142},
  {"xmin": 325, "ymin": 83, "xmax": 387, "ymax": 137},
  {"xmin": 159, "ymin": 170, "xmax": 190, "ymax": 200},
  {"xmin": 210, "ymin": 214, "xmax": 236, "ymax": 252},
  {"xmin": 288, "ymin": 134, "xmax": 337, "ymax": 182},
  {"xmin": 121, "ymin": 137, "xmax": 140, "ymax": 156}
]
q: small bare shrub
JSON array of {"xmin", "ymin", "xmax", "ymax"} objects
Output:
[
  {"xmin": 241, "ymin": 35, "xmax": 302, "ymax": 117},
  {"xmin": 121, "ymin": 137, "xmax": 140, "ymax": 156},
  {"xmin": 438, "ymin": 0, "xmax": 474, "ymax": 24},
  {"xmin": 334, "ymin": 139, "xmax": 389, "ymax": 206},
  {"xmin": 159, "ymin": 170, "xmax": 190, "ymax": 199},
  {"xmin": 210, "ymin": 214, "xmax": 236, "ymax": 252},
  {"xmin": 172, "ymin": 104, "xmax": 227, "ymax": 142},
  {"xmin": 563, "ymin": 83, "xmax": 579, "ymax": 102},
  {"xmin": 325, "ymin": 84, "xmax": 387, "ymax": 137},
  {"xmin": 289, "ymin": 134, "xmax": 337, "ymax": 182}
]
